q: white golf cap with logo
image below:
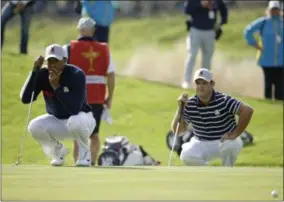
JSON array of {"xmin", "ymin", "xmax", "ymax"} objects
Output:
[
  {"xmin": 77, "ymin": 17, "xmax": 96, "ymax": 30},
  {"xmin": 45, "ymin": 44, "xmax": 65, "ymax": 60},
  {"xmin": 193, "ymin": 68, "xmax": 213, "ymax": 82},
  {"xmin": 268, "ymin": 1, "xmax": 280, "ymax": 10}
]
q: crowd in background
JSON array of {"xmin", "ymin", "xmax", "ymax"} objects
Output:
[
  {"xmin": 1, "ymin": 0, "xmax": 283, "ymax": 101},
  {"xmin": 0, "ymin": 0, "xmax": 272, "ymax": 18}
]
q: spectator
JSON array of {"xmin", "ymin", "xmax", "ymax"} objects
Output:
[
  {"xmin": 80, "ymin": 0, "xmax": 115, "ymax": 43},
  {"xmin": 1, "ymin": 0, "xmax": 35, "ymax": 54},
  {"xmin": 244, "ymin": 1, "xmax": 284, "ymax": 101},
  {"xmin": 182, "ymin": 0, "xmax": 228, "ymax": 89}
]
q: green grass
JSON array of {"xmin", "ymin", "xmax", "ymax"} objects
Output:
[
  {"xmin": 2, "ymin": 165, "xmax": 283, "ymax": 200},
  {"xmin": 2, "ymin": 8, "xmax": 283, "ymax": 168}
]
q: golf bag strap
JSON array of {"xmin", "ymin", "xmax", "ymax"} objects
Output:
[{"xmin": 120, "ymin": 148, "xmax": 130, "ymax": 165}]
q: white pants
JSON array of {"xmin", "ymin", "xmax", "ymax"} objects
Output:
[
  {"xmin": 180, "ymin": 136, "xmax": 243, "ymax": 166},
  {"xmin": 28, "ymin": 112, "xmax": 96, "ymax": 158}
]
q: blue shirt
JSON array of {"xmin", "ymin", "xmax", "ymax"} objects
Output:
[
  {"xmin": 81, "ymin": 0, "xmax": 115, "ymax": 27},
  {"xmin": 184, "ymin": 0, "xmax": 228, "ymax": 30},
  {"xmin": 20, "ymin": 64, "xmax": 92, "ymax": 119}
]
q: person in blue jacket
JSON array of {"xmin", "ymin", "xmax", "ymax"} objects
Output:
[
  {"xmin": 244, "ymin": 1, "xmax": 283, "ymax": 101},
  {"xmin": 80, "ymin": 0, "xmax": 115, "ymax": 43}
]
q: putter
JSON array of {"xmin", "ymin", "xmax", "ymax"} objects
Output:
[
  {"xmin": 14, "ymin": 91, "xmax": 35, "ymax": 166},
  {"xmin": 168, "ymin": 102, "xmax": 185, "ymax": 166},
  {"xmin": 14, "ymin": 69, "xmax": 39, "ymax": 166}
]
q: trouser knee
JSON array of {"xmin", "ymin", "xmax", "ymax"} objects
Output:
[
  {"xmin": 220, "ymin": 139, "xmax": 242, "ymax": 157},
  {"xmin": 180, "ymin": 150, "xmax": 206, "ymax": 166},
  {"xmin": 67, "ymin": 112, "xmax": 96, "ymax": 138},
  {"xmin": 67, "ymin": 114, "xmax": 86, "ymax": 137},
  {"xmin": 28, "ymin": 118, "xmax": 43, "ymax": 139}
]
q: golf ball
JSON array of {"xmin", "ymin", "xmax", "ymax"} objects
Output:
[{"xmin": 271, "ymin": 189, "xmax": 278, "ymax": 198}]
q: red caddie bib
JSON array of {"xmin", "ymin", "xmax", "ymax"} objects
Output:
[{"xmin": 69, "ymin": 40, "xmax": 110, "ymax": 104}]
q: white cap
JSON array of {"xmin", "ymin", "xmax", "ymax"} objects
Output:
[
  {"xmin": 268, "ymin": 1, "xmax": 280, "ymax": 10},
  {"xmin": 77, "ymin": 17, "xmax": 95, "ymax": 30},
  {"xmin": 193, "ymin": 68, "xmax": 213, "ymax": 82},
  {"xmin": 62, "ymin": 45, "xmax": 68, "ymax": 58},
  {"xmin": 45, "ymin": 44, "xmax": 65, "ymax": 60}
]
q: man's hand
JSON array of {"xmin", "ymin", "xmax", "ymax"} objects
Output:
[
  {"xmin": 49, "ymin": 68, "xmax": 62, "ymax": 89},
  {"xmin": 105, "ymin": 96, "xmax": 112, "ymax": 109},
  {"xmin": 170, "ymin": 93, "xmax": 188, "ymax": 134},
  {"xmin": 178, "ymin": 92, "xmax": 188, "ymax": 108},
  {"xmin": 220, "ymin": 132, "xmax": 238, "ymax": 142},
  {"xmin": 33, "ymin": 56, "xmax": 44, "ymax": 72},
  {"xmin": 13, "ymin": 3, "xmax": 25, "ymax": 14},
  {"xmin": 201, "ymin": 0, "xmax": 209, "ymax": 8},
  {"xmin": 255, "ymin": 44, "xmax": 263, "ymax": 51}
]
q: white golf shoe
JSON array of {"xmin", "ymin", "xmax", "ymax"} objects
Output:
[
  {"xmin": 76, "ymin": 149, "xmax": 91, "ymax": 167},
  {"xmin": 50, "ymin": 143, "xmax": 68, "ymax": 166}
]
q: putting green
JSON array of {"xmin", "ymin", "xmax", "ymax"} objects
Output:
[{"xmin": 2, "ymin": 165, "xmax": 283, "ymax": 200}]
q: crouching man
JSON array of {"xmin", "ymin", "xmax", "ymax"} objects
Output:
[
  {"xmin": 171, "ymin": 68, "xmax": 254, "ymax": 166},
  {"xmin": 20, "ymin": 44, "xmax": 96, "ymax": 167}
]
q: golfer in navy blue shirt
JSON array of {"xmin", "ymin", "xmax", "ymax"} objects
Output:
[{"xmin": 20, "ymin": 44, "xmax": 96, "ymax": 167}]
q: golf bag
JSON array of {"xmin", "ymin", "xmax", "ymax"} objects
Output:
[
  {"xmin": 166, "ymin": 128, "xmax": 254, "ymax": 156},
  {"xmin": 98, "ymin": 135, "xmax": 160, "ymax": 166}
]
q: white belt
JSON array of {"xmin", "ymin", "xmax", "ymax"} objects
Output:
[{"xmin": 86, "ymin": 75, "xmax": 106, "ymax": 84}]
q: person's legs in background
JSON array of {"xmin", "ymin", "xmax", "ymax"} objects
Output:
[
  {"xmin": 200, "ymin": 29, "xmax": 215, "ymax": 70},
  {"xmin": 183, "ymin": 28, "xmax": 202, "ymax": 89},
  {"xmin": 93, "ymin": 24, "xmax": 110, "ymax": 43},
  {"xmin": 73, "ymin": 104, "xmax": 103, "ymax": 166},
  {"xmin": 274, "ymin": 67, "xmax": 284, "ymax": 101},
  {"xmin": 69, "ymin": 112, "xmax": 96, "ymax": 166},
  {"xmin": 89, "ymin": 104, "xmax": 104, "ymax": 166},
  {"xmin": 19, "ymin": 7, "xmax": 33, "ymax": 54},
  {"xmin": 262, "ymin": 67, "xmax": 274, "ymax": 100},
  {"xmin": 1, "ymin": 2, "xmax": 15, "ymax": 49}
]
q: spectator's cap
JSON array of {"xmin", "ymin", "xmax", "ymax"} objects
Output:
[
  {"xmin": 77, "ymin": 17, "xmax": 96, "ymax": 30},
  {"xmin": 193, "ymin": 68, "xmax": 213, "ymax": 82},
  {"xmin": 268, "ymin": 1, "xmax": 280, "ymax": 10},
  {"xmin": 45, "ymin": 44, "xmax": 65, "ymax": 61}
]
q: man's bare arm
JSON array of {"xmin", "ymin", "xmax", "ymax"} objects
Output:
[
  {"xmin": 234, "ymin": 103, "xmax": 254, "ymax": 136},
  {"xmin": 106, "ymin": 72, "xmax": 115, "ymax": 108},
  {"xmin": 171, "ymin": 108, "xmax": 188, "ymax": 135}
]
